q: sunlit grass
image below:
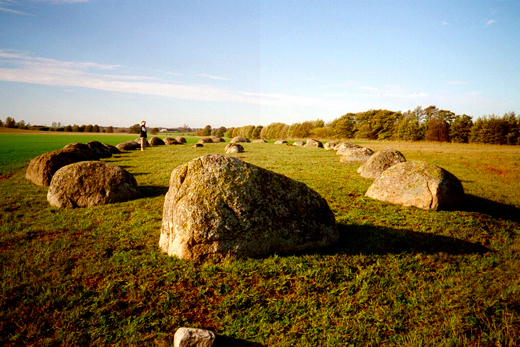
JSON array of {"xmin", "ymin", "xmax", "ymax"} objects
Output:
[{"xmin": 1, "ymin": 136, "xmax": 519, "ymax": 346}]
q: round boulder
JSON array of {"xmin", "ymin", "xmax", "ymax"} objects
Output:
[
  {"xmin": 63, "ymin": 143, "xmax": 97, "ymax": 159},
  {"xmin": 192, "ymin": 143, "xmax": 203, "ymax": 148},
  {"xmin": 304, "ymin": 139, "xmax": 323, "ymax": 148},
  {"xmin": 197, "ymin": 137, "xmax": 213, "ymax": 144},
  {"xmin": 274, "ymin": 140, "xmax": 287, "ymax": 145},
  {"xmin": 338, "ymin": 147, "xmax": 374, "ymax": 162},
  {"xmin": 357, "ymin": 148, "xmax": 406, "ymax": 179},
  {"xmin": 164, "ymin": 137, "xmax": 180, "ymax": 145},
  {"xmin": 87, "ymin": 141, "xmax": 112, "ymax": 158},
  {"xmin": 175, "ymin": 136, "xmax": 187, "ymax": 144},
  {"xmin": 149, "ymin": 136, "xmax": 165, "ymax": 146},
  {"xmin": 159, "ymin": 154, "xmax": 338, "ymax": 262},
  {"xmin": 225, "ymin": 143, "xmax": 244, "ymax": 154},
  {"xmin": 116, "ymin": 140, "xmax": 141, "ymax": 151},
  {"xmin": 334, "ymin": 142, "xmax": 361, "ymax": 151},
  {"xmin": 26, "ymin": 148, "xmax": 99, "ymax": 186},
  {"xmin": 230, "ymin": 136, "xmax": 250, "ymax": 143},
  {"xmin": 365, "ymin": 161, "xmax": 465, "ymax": 210},
  {"xmin": 47, "ymin": 161, "xmax": 141, "ymax": 208},
  {"xmin": 293, "ymin": 141, "xmax": 305, "ymax": 147},
  {"xmin": 324, "ymin": 141, "xmax": 339, "ymax": 150},
  {"xmin": 252, "ymin": 139, "xmax": 268, "ymax": 143}
]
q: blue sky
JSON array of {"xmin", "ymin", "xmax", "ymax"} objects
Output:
[{"xmin": 1, "ymin": 0, "xmax": 519, "ymax": 129}]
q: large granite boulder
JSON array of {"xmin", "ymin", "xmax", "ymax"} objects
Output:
[
  {"xmin": 338, "ymin": 147, "xmax": 374, "ymax": 163},
  {"xmin": 47, "ymin": 161, "xmax": 141, "ymax": 208},
  {"xmin": 149, "ymin": 136, "xmax": 165, "ymax": 146},
  {"xmin": 26, "ymin": 148, "xmax": 98, "ymax": 186},
  {"xmin": 116, "ymin": 140, "xmax": 140, "ymax": 151},
  {"xmin": 357, "ymin": 148, "xmax": 406, "ymax": 179},
  {"xmin": 103, "ymin": 143, "xmax": 121, "ymax": 155},
  {"xmin": 365, "ymin": 161, "xmax": 465, "ymax": 210},
  {"xmin": 225, "ymin": 143, "xmax": 244, "ymax": 154},
  {"xmin": 252, "ymin": 139, "xmax": 267, "ymax": 143},
  {"xmin": 210, "ymin": 136, "xmax": 225, "ymax": 143},
  {"xmin": 175, "ymin": 136, "xmax": 187, "ymax": 144},
  {"xmin": 87, "ymin": 141, "xmax": 112, "ymax": 158},
  {"xmin": 324, "ymin": 141, "xmax": 339, "ymax": 150},
  {"xmin": 197, "ymin": 137, "xmax": 214, "ymax": 144},
  {"xmin": 63, "ymin": 143, "xmax": 98, "ymax": 159},
  {"xmin": 159, "ymin": 154, "xmax": 338, "ymax": 262},
  {"xmin": 293, "ymin": 141, "xmax": 305, "ymax": 147},
  {"xmin": 174, "ymin": 328, "xmax": 215, "ymax": 347},
  {"xmin": 304, "ymin": 139, "xmax": 323, "ymax": 148},
  {"xmin": 274, "ymin": 140, "xmax": 287, "ymax": 145},
  {"xmin": 334, "ymin": 142, "xmax": 361, "ymax": 151},
  {"xmin": 230, "ymin": 136, "xmax": 250, "ymax": 143}
]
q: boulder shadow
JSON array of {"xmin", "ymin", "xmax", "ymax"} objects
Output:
[
  {"xmin": 215, "ymin": 335, "xmax": 266, "ymax": 347},
  {"xmin": 139, "ymin": 185, "xmax": 168, "ymax": 198},
  {"xmin": 320, "ymin": 223, "xmax": 490, "ymax": 256},
  {"xmin": 461, "ymin": 194, "xmax": 520, "ymax": 223}
]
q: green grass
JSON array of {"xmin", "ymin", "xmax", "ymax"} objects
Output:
[{"xmin": 1, "ymin": 137, "xmax": 520, "ymax": 346}]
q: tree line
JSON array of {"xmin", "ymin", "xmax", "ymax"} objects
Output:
[
  {"xmin": 3, "ymin": 105, "xmax": 519, "ymax": 145},
  {"xmin": 210, "ymin": 106, "xmax": 518, "ymax": 145}
]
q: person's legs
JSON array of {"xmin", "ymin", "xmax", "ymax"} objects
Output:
[{"xmin": 140, "ymin": 137, "xmax": 145, "ymax": 150}]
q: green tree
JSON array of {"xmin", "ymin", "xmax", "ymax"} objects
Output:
[
  {"xmin": 5, "ymin": 117, "xmax": 16, "ymax": 128},
  {"xmin": 450, "ymin": 115, "xmax": 473, "ymax": 143},
  {"xmin": 150, "ymin": 127, "xmax": 159, "ymax": 135},
  {"xmin": 106, "ymin": 126, "xmax": 114, "ymax": 133},
  {"xmin": 202, "ymin": 125, "xmax": 212, "ymax": 136},
  {"xmin": 128, "ymin": 124, "xmax": 140, "ymax": 134},
  {"xmin": 252, "ymin": 125, "xmax": 263, "ymax": 139},
  {"xmin": 72, "ymin": 125, "xmax": 80, "ymax": 132},
  {"xmin": 85, "ymin": 124, "xmax": 93, "ymax": 132},
  {"xmin": 215, "ymin": 126, "xmax": 226, "ymax": 138},
  {"xmin": 425, "ymin": 116, "xmax": 450, "ymax": 142},
  {"xmin": 225, "ymin": 127, "xmax": 235, "ymax": 138},
  {"xmin": 328, "ymin": 113, "xmax": 355, "ymax": 139},
  {"xmin": 93, "ymin": 124, "xmax": 100, "ymax": 133},
  {"xmin": 64, "ymin": 125, "xmax": 73, "ymax": 132},
  {"xmin": 504, "ymin": 112, "xmax": 518, "ymax": 145},
  {"xmin": 395, "ymin": 112, "xmax": 422, "ymax": 141}
]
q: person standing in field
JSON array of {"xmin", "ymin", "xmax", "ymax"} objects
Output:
[{"xmin": 140, "ymin": 121, "xmax": 147, "ymax": 151}]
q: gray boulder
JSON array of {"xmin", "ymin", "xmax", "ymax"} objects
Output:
[
  {"xmin": 252, "ymin": 139, "xmax": 267, "ymax": 143},
  {"xmin": 225, "ymin": 143, "xmax": 244, "ymax": 154},
  {"xmin": 103, "ymin": 143, "xmax": 121, "ymax": 154},
  {"xmin": 357, "ymin": 148, "xmax": 406, "ymax": 179},
  {"xmin": 26, "ymin": 148, "xmax": 98, "ymax": 186},
  {"xmin": 87, "ymin": 141, "xmax": 112, "ymax": 158},
  {"xmin": 159, "ymin": 154, "xmax": 338, "ymax": 262},
  {"xmin": 304, "ymin": 139, "xmax": 323, "ymax": 148},
  {"xmin": 274, "ymin": 140, "xmax": 287, "ymax": 144},
  {"xmin": 192, "ymin": 143, "xmax": 203, "ymax": 148},
  {"xmin": 63, "ymin": 143, "xmax": 97, "ymax": 158},
  {"xmin": 365, "ymin": 161, "xmax": 465, "ymax": 210},
  {"xmin": 334, "ymin": 142, "xmax": 361, "ymax": 151},
  {"xmin": 324, "ymin": 141, "xmax": 339, "ymax": 150},
  {"xmin": 197, "ymin": 137, "xmax": 213, "ymax": 144},
  {"xmin": 210, "ymin": 136, "xmax": 225, "ymax": 143},
  {"xmin": 230, "ymin": 136, "xmax": 250, "ymax": 143},
  {"xmin": 293, "ymin": 141, "xmax": 305, "ymax": 147},
  {"xmin": 175, "ymin": 136, "xmax": 187, "ymax": 144},
  {"xmin": 174, "ymin": 328, "xmax": 215, "ymax": 347},
  {"xmin": 149, "ymin": 136, "xmax": 165, "ymax": 146},
  {"xmin": 47, "ymin": 161, "xmax": 141, "ymax": 208},
  {"xmin": 338, "ymin": 147, "xmax": 374, "ymax": 162},
  {"xmin": 116, "ymin": 140, "xmax": 141, "ymax": 151}
]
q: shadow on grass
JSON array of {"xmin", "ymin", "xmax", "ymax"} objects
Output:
[
  {"xmin": 324, "ymin": 223, "xmax": 490, "ymax": 256},
  {"xmin": 462, "ymin": 194, "xmax": 520, "ymax": 223},
  {"xmin": 139, "ymin": 185, "xmax": 168, "ymax": 198},
  {"xmin": 215, "ymin": 335, "xmax": 266, "ymax": 347}
]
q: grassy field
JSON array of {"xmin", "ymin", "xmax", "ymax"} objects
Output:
[{"xmin": 1, "ymin": 133, "xmax": 519, "ymax": 346}]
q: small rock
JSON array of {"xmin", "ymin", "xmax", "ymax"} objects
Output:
[{"xmin": 174, "ymin": 327, "xmax": 215, "ymax": 347}]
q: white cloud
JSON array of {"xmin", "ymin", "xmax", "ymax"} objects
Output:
[
  {"xmin": 195, "ymin": 73, "xmax": 229, "ymax": 81},
  {"xmin": 0, "ymin": 6, "xmax": 33, "ymax": 15},
  {"xmin": 485, "ymin": 19, "xmax": 496, "ymax": 27},
  {"xmin": 441, "ymin": 21, "xmax": 449, "ymax": 26}
]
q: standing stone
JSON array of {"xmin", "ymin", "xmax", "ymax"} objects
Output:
[
  {"xmin": 47, "ymin": 161, "xmax": 141, "ymax": 208},
  {"xmin": 174, "ymin": 328, "xmax": 215, "ymax": 347},
  {"xmin": 159, "ymin": 154, "xmax": 338, "ymax": 262},
  {"xmin": 357, "ymin": 148, "xmax": 406, "ymax": 179},
  {"xmin": 365, "ymin": 161, "xmax": 465, "ymax": 210}
]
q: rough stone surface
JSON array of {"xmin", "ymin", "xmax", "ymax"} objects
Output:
[
  {"xmin": 26, "ymin": 148, "xmax": 99, "ymax": 186},
  {"xmin": 230, "ymin": 136, "xmax": 250, "ymax": 143},
  {"xmin": 174, "ymin": 328, "xmax": 215, "ymax": 347},
  {"xmin": 334, "ymin": 142, "xmax": 361, "ymax": 151},
  {"xmin": 365, "ymin": 160, "xmax": 465, "ymax": 210},
  {"xmin": 225, "ymin": 143, "xmax": 244, "ymax": 153},
  {"xmin": 149, "ymin": 136, "xmax": 165, "ymax": 146},
  {"xmin": 293, "ymin": 141, "xmax": 305, "ymax": 147},
  {"xmin": 103, "ymin": 143, "xmax": 121, "ymax": 154},
  {"xmin": 159, "ymin": 154, "xmax": 338, "ymax": 262},
  {"xmin": 210, "ymin": 136, "xmax": 225, "ymax": 143},
  {"xmin": 116, "ymin": 140, "xmax": 141, "ymax": 151},
  {"xmin": 338, "ymin": 147, "xmax": 374, "ymax": 162},
  {"xmin": 47, "ymin": 161, "xmax": 141, "ymax": 208},
  {"xmin": 175, "ymin": 136, "xmax": 187, "ymax": 144},
  {"xmin": 87, "ymin": 141, "xmax": 112, "ymax": 158},
  {"xmin": 274, "ymin": 140, "xmax": 287, "ymax": 144},
  {"xmin": 163, "ymin": 137, "xmax": 180, "ymax": 145},
  {"xmin": 304, "ymin": 139, "xmax": 324, "ymax": 148},
  {"xmin": 62, "ymin": 143, "xmax": 98, "ymax": 158},
  {"xmin": 324, "ymin": 141, "xmax": 339, "ymax": 150},
  {"xmin": 197, "ymin": 137, "xmax": 214, "ymax": 144},
  {"xmin": 357, "ymin": 148, "xmax": 407, "ymax": 179},
  {"xmin": 252, "ymin": 139, "xmax": 267, "ymax": 143},
  {"xmin": 192, "ymin": 143, "xmax": 203, "ymax": 148}
]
